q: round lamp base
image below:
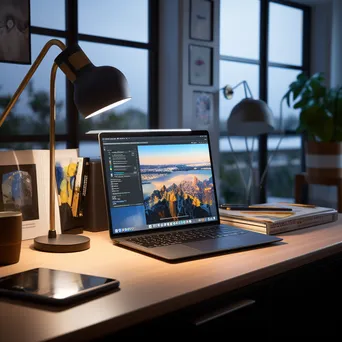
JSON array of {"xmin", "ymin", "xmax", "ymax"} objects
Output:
[{"xmin": 34, "ymin": 234, "xmax": 90, "ymax": 253}]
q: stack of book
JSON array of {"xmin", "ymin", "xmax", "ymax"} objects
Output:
[
  {"xmin": 71, "ymin": 157, "xmax": 90, "ymax": 218},
  {"xmin": 219, "ymin": 202, "xmax": 338, "ymax": 235}
]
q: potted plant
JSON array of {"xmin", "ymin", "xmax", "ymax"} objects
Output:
[{"xmin": 283, "ymin": 72, "xmax": 342, "ymax": 181}]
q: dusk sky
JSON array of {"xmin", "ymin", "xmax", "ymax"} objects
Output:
[
  {"xmin": 0, "ymin": 0, "xmax": 148, "ymax": 119},
  {"xmin": 138, "ymin": 143, "xmax": 211, "ymax": 165},
  {"xmin": 0, "ymin": 0, "xmax": 302, "ymax": 132}
]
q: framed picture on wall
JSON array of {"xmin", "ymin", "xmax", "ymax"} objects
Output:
[
  {"xmin": 190, "ymin": 0, "xmax": 213, "ymax": 41},
  {"xmin": 0, "ymin": 0, "xmax": 31, "ymax": 65},
  {"xmin": 189, "ymin": 45, "xmax": 212, "ymax": 86},
  {"xmin": 192, "ymin": 91, "xmax": 213, "ymax": 128}
]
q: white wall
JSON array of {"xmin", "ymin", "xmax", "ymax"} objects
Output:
[
  {"xmin": 330, "ymin": 0, "xmax": 342, "ymax": 87},
  {"xmin": 310, "ymin": 0, "xmax": 341, "ymax": 87},
  {"xmin": 306, "ymin": 0, "xmax": 341, "ymax": 208},
  {"xmin": 158, "ymin": 0, "xmax": 181, "ymax": 129},
  {"xmin": 159, "ymin": 0, "xmax": 221, "ymax": 192},
  {"xmin": 310, "ymin": 1, "xmax": 332, "ymax": 83}
]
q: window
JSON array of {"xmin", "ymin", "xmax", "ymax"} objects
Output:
[
  {"xmin": 30, "ymin": 0, "xmax": 65, "ymax": 30},
  {"xmin": 267, "ymin": 2, "xmax": 308, "ymax": 202},
  {"xmin": 0, "ymin": 0, "xmax": 157, "ymax": 156},
  {"xmin": 219, "ymin": 0, "xmax": 310, "ymax": 204},
  {"xmin": 220, "ymin": 0, "xmax": 260, "ymax": 60},
  {"xmin": 78, "ymin": 0, "xmax": 148, "ymax": 43},
  {"xmin": 0, "ymin": 34, "xmax": 66, "ymax": 139},
  {"xmin": 269, "ymin": 3, "xmax": 303, "ymax": 66}
]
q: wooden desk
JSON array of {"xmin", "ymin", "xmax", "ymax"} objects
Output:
[{"xmin": 1, "ymin": 218, "xmax": 342, "ymax": 341}]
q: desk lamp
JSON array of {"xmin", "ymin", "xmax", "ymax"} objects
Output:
[
  {"xmin": 223, "ymin": 81, "xmax": 274, "ymax": 136},
  {"xmin": 0, "ymin": 39, "xmax": 131, "ymax": 252},
  {"xmin": 221, "ymin": 81, "xmax": 276, "ymax": 203}
]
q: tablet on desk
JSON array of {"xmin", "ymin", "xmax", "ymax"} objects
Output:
[{"xmin": 0, "ymin": 268, "xmax": 120, "ymax": 306}]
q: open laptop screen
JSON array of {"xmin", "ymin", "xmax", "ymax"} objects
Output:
[{"xmin": 99, "ymin": 131, "xmax": 219, "ymax": 237}]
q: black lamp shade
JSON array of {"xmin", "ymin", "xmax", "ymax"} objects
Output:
[
  {"xmin": 227, "ymin": 98, "xmax": 274, "ymax": 136},
  {"xmin": 55, "ymin": 44, "xmax": 131, "ymax": 118},
  {"xmin": 74, "ymin": 65, "xmax": 130, "ymax": 118}
]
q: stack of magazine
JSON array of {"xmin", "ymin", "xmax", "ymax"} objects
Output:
[{"xmin": 219, "ymin": 202, "xmax": 338, "ymax": 235}]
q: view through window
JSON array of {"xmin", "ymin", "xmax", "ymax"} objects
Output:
[
  {"xmin": 219, "ymin": 0, "xmax": 309, "ymax": 204},
  {"xmin": 0, "ymin": 0, "xmax": 156, "ymax": 158}
]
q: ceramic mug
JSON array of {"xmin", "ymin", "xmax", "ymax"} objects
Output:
[{"xmin": 0, "ymin": 211, "xmax": 22, "ymax": 265}]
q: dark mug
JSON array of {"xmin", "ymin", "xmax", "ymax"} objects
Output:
[{"xmin": 0, "ymin": 211, "xmax": 22, "ymax": 265}]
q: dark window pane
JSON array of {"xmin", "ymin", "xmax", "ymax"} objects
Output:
[
  {"xmin": 268, "ymin": 67, "xmax": 301, "ymax": 131},
  {"xmin": 78, "ymin": 41, "xmax": 148, "ymax": 134},
  {"xmin": 78, "ymin": 0, "xmax": 148, "ymax": 43},
  {"xmin": 79, "ymin": 141, "xmax": 100, "ymax": 158},
  {"xmin": 31, "ymin": 0, "xmax": 65, "ymax": 30},
  {"xmin": 220, "ymin": 0, "xmax": 260, "ymax": 59},
  {"xmin": 0, "ymin": 35, "xmax": 66, "ymax": 136},
  {"xmin": 269, "ymin": 3, "xmax": 303, "ymax": 66}
]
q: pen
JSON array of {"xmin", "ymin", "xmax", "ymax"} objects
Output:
[
  {"xmin": 278, "ymin": 202, "xmax": 316, "ymax": 208},
  {"xmin": 219, "ymin": 204, "xmax": 292, "ymax": 211}
]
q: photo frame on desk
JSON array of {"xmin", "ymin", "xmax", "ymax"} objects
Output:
[
  {"xmin": 0, "ymin": 150, "xmax": 62, "ymax": 240},
  {"xmin": 189, "ymin": 45, "xmax": 212, "ymax": 86},
  {"xmin": 0, "ymin": 0, "xmax": 31, "ymax": 65},
  {"xmin": 190, "ymin": 0, "xmax": 213, "ymax": 41}
]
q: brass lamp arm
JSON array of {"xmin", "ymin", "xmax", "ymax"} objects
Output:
[
  {"xmin": 49, "ymin": 62, "xmax": 59, "ymax": 235},
  {"xmin": 0, "ymin": 39, "xmax": 66, "ymax": 236},
  {"xmin": 0, "ymin": 39, "xmax": 66, "ymax": 127}
]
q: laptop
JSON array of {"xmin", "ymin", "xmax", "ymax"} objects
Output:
[{"xmin": 98, "ymin": 130, "xmax": 282, "ymax": 262}]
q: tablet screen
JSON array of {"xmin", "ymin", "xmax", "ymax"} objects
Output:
[{"xmin": 0, "ymin": 268, "xmax": 120, "ymax": 305}]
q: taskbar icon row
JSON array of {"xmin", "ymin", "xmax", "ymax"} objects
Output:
[{"xmin": 148, "ymin": 216, "xmax": 217, "ymax": 229}]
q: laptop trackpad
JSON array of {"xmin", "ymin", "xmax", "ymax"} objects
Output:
[{"xmin": 184, "ymin": 236, "xmax": 253, "ymax": 252}]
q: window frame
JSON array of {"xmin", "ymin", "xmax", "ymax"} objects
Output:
[
  {"xmin": 219, "ymin": 0, "xmax": 311, "ymax": 202},
  {"xmin": 0, "ymin": 0, "xmax": 159, "ymax": 146}
]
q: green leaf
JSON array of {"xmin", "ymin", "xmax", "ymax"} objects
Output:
[
  {"xmin": 295, "ymin": 121, "xmax": 307, "ymax": 133},
  {"xmin": 309, "ymin": 79, "xmax": 326, "ymax": 99},
  {"xmin": 282, "ymin": 89, "xmax": 290, "ymax": 101},
  {"xmin": 285, "ymin": 92, "xmax": 291, "ymax": 107},
  {"xmin": 311, "ymin": 72, "xmax": 325, "ymax": 82},
  {"xmin": 330, "ymin": 125, "xmax": 342, "ymax": 142},
  {"xmin": 293, "ymin": 87, "xmax": 303, "ymax": 101},
  {"xmin": 288, "ymin": 81, "xmax": 299, "ymax": 90},
  {"xmin": 300, "ymin": 105, "xmax": 327, "ymax": 121},
  {"xmin": 297, "ymin": 72, "xmax": 307, "ymax": 83},
  {"xmin": 321, "ymin": 118, "xmax": 334, "ymax": 141},
  {"xmin": 293, "ymin": 98, "xmax": 309, "ymax": 109},
  {"xmin": 283, "ymin": 71, "xmax": 342, "ymax": 141},
  {"xmin": 300, "ymin": 106, "xmax": 332, "ymax": 141}
]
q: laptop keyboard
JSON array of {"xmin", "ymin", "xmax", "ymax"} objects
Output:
[{"xmin": 126, "ymin": 226, "xmax": 247, "ymax": 248}]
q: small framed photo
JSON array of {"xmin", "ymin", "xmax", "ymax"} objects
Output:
[
  {"xmin": 190, "ymin": 0, "xmax": 213, "ymax": 41},
  {"xmin": 189, "ymin": 45, "xmax": 212, "ymax": 86},
  {"xmin": 0, "ymin": 0, "xmax": 31, "ymax": 65},
  {"xmin": 193, "ymin": 91, "xmax": 213, "ymax": 127}
]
